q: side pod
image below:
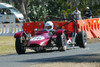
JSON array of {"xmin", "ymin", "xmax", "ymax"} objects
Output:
[
  {"xmin": 56, "ymin": 29, "xmax": 65, "ymax": 36},
  {"xmin": 14, "ymin": 32, "xmax": 24, "ymax": 38}
]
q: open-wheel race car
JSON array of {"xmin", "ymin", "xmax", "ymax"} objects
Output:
[{"xmin": 14, "ymin": 19, "xmax": 88, "ymax": 54}]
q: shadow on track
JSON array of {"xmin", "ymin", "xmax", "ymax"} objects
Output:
[
  {"xmin": 21, "ymin": 47, "xmax": 79, "ymax": 55},
  {"xmin": 19, "ymin": 53, "xmax": 100, "ymax": 63}
]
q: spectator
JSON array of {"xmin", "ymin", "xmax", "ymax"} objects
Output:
[
  {"xmin": 72, "ymin": 8, "xmax": 82, "ymax": 20},
  {"xmin": 84, "ymin": 7, "xmax": 92, "ymax": 19}
]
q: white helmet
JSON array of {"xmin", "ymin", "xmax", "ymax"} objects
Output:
[
  {"xmin": 45, "ymin": 21, "xmax": 53, "ymax": 31},
  {"xmin": 86, "ymin": 7, "xmax": 89, "ymax": 9}
]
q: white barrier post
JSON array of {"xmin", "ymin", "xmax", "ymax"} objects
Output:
[
  {"xmin": 0, "ymin": 24, "xmax": 2, "ymax": 35},
  {"xmin": 0, "ymin": 23, "xmax": 23, "ymax": 36},
  {"xmin": 12, "ymin": 23, "xmax": 15, "ymax": 34},
  {"xmin": 2, "ymin": 24, "xmax": 6, "ymax": 34}
]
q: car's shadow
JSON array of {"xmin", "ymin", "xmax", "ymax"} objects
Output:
[
  {"xmin": 25, "ymin": 46, "xmax": 79, "ymax": 55},
  {"xmin": 25, "ymin": 49, "xmax": 61, "ymax": 54}
]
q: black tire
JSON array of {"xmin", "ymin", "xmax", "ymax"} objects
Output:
[
  {"xmin": 76, "ymin": 31, "xmax": 87, "ymax": 48},
  {"xmin": 34, "ymin": 45, "xmax": 42, "ymax": 53},
  {"xmin": 41, "ymin": 47, "xmax": 46, "ymax": 52},
  {"xmin": 34, "ymin": 47, "xmax": 46, "ymax": 53},
  {"xmin": 34, "ymin": 47, "xmax": 40, "ymax": 52},
  {"xmin": 15, "ymin": 38, "xmax": 26, "ymax": 54},
  {"xmin": 56, "ymin": 33, "xmax": 67, "ymax": 51}
]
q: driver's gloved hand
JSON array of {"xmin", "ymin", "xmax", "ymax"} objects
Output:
[
  {"xmin": 48, "ymin": 31, "xmax": 53, "ymax": 36},
  {"xmin": 49, "ymin": 30, "xmax": 56, "ymax": 35}
]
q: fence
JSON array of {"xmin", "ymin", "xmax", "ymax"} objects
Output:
[
  {"xmin": 0, "ymin": 23, "xmax": 23, "ymax": 36},
  {"xmin": 23, "ymin": 18, "xmax": 100, "ymax": 39},
  {"xmin": 77, "ymin": 18, "xmax": 100, "ymax": 39}
]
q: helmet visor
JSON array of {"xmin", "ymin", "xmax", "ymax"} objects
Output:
[{"xmin": 45, "ymin": 26, "xmax": 52, "ymax": 30}]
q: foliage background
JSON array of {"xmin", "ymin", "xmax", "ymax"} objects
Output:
[{"xmin": 0, "ymin": 0, "xmax": 100, "ymax": 21}]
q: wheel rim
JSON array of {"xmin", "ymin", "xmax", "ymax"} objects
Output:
[
  {"xmin": 63, "ymin": 36, "xmax": 67, "ymax": 46},
  {"xmin": 62, "ymin": 33, "xmax": 67, "ymax": 49},
  {"xmin": 20, "ymin": 36, "xmax": 26, "ymax": 50},
  {"xmin": 83, "ymin": 33, "xmax": 87, "ymax": 46}
]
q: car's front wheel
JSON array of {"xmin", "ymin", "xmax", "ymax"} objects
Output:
[
  {"xmin": 15, "ymin": 37, "xmax": 26, "ymax": 54},
  {"xmin": 56, "ymin": 33, "xmax": 67, "ymax": 51}
]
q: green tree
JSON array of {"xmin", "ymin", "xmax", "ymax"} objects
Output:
[
  {"xmin": 28, "ymin": 0, "xmax": 48, "ymax": 21},
  {"xmin": 1, "ymin": 0, "xmax": 100, "ymax": 21}
]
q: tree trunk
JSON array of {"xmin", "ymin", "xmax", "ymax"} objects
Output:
[{"xmin": 13, "ymin": 0, "xmax": 29, "ymax": 21}]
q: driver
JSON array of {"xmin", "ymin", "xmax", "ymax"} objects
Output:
[{"xmin": 45, "ymin": 21, "xmax": 54, "ymax": 31}]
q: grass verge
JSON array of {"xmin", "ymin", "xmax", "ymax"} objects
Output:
[
  {"xmin": 0, "ymin": 36, "xmax": 32, "ymax": 55},
  {"xmin": 0, "ymin": 36, "xmax": 16, "ymax": 55}
]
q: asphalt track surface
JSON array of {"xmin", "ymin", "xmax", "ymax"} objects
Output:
[{"xmin": 0, "ymin": 43, "xmax": 100, "ymax": 67}]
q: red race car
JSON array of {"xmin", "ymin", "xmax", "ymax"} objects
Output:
[{"xmin": 14, "ymin": 19, "xmax": 88, "ymax": 54}]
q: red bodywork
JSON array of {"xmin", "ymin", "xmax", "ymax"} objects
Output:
[
  {"xmin": 29, "ymin": 33, "xmax": 56, "ymax": 46},
  {"xmin": 56, "ymin": 29, "xmax": 65, "ymax": 36},
  {"xmin": 28, "ymin": 30, "xmax": 57, "ymax": 47}
]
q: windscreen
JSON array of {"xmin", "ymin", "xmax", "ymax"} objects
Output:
[{"xmin": 9, "ymin": 7, "xmax": 21, "ymax": 14}]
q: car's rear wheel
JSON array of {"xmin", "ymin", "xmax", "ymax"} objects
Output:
[
  {"xmin": 56, "ymin": 33, "xmax": 67, "ymax": 51},
  {"xmin": 76, "ymin": 31, "xmax": 87, "ymax": 48},
  {"xmin": 15, "ymin": 37, "xmax": 26, "ymax": 54}
]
